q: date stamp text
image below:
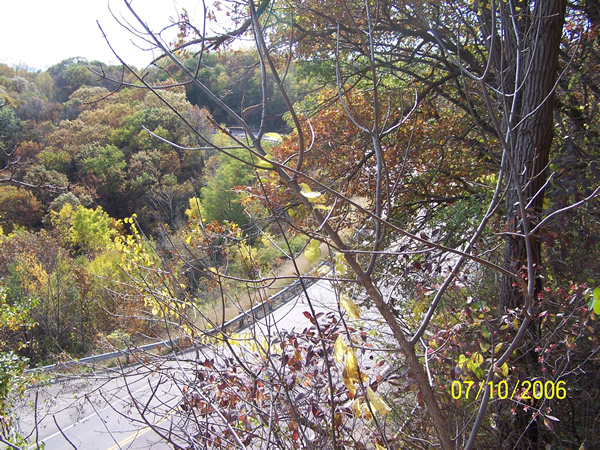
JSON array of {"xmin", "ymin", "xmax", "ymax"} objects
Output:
[{"xmin": 451, "ymin": 380, "xmax": 566, "ymax": 400}]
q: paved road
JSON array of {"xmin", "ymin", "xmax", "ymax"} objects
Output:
[
  {"xmin": 17, "ymin": 363, "xmax": 181, "ymax": 448},
  {"xmin": 15, "ymin": 278, "xmax": 366, "ymax": 449}
]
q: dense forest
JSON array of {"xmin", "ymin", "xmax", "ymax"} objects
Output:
[
  {"xmin": 2, "ymin": 0, "xmax": 600, "ymax": 448},
  {"xmin": 0, "ymin": 53, "xmax": 311, "ymax": 419}
]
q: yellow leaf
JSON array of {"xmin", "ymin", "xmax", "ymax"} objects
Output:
[
  {"xmin": 297, "ymin": 183, "xmax": 326, "ymax": 204},
  {"xmin": 494, "ymin": 343, "xmax": 503, "ymax": 354},
  {"xmin": 352, "ymin": 398, "xmax": 363, "ymax": 417},
  {"xmin": 334, "ymin": 336, "xmax": 347, "ymax": 363},
  {"xmin": 341, "ymin": 295, "xmax": 361, "ymax": 319},
  {"xmin": 299, "ymin": 182, "xmax": 312, "ymax": 193},
  {"xmin": 317, "ymin": 265, "xmax": 330, "ymax": 277},
  {"xmin": 345, "ymin": 348, "xmax": 360, "ymax": 381},
  {"xmin": 300, "ymin": 190, "xmax": 322, "ymax": 201},
  {"xmin": 361, "ymin": 403, "xmax": 373, "ymax": 421},
  {"xmin": 342, "ymin": 367, "xmax": 357, "ymax": 396},
  {"xmin": 264, "ymin": 131, "xmax": 282, "ymax": 142},
  {"xmin": 501, "ymin": 362, "xmax": 509, "ymax": 378},
  {"xmin": 304, "ymin": 239, "xmax": 321, "ymax": 264},
  {"xmin": 367, "ymin": 386, "xmax": 391, "ymax": 415},
  {"xmin": 334, "ymin": 253, "xmax": 347, "ymax": 275},
  {"xmin": 471, "ymin": 352, "xmax": 484, "ymax": 365},
  {"xmin": 375, "ymin": 443, "xmax": 386, "ymax": 450},
  {"xmin": 543, "ymin": 197, "xmax": 551, "ymax": 210},
  {"xmin": 413, "ymin": 298, "xmax": 426, "ymax": 315}
]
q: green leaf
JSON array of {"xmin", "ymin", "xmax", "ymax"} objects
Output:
[
  {"xmin": 474, "ymin": 366, "xmax": 484, "ymax": 380},
  {"xmin": 593, "ymin": 288, "xmax": 600, "ymax": 315},
  {"xmin": 256, "ymin": 159, "xmax": 273, "ymax": 169}
]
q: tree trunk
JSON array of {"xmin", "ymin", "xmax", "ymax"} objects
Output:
[
  {"xmin": 500, "ymin": 0, "xmax": 567, "ymax": 311},
  {"xmin": 496, "ymin": 2, "xmax": 567, "ymax": 445}
]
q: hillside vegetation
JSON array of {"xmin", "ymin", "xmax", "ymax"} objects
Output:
[
  {"xmin": 2, "ymin": 1, "xmax": 600, "ymax": 448},
  {"xmin": 0, "ymin": 55, "xmax": 310, "ymax": 364}
]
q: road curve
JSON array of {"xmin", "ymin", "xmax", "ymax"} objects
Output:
[{"xmin": 15, "ymin": 278, "xmax": 346, "ymax": 449}]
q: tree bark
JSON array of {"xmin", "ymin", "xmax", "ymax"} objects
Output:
[{"xmin": 500, "ymin": 0, "xmax": 567, "ymax": 311}]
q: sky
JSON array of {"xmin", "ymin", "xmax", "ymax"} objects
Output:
[{"xmin": 0, "ymin": 0, "xmax": 210, "ymax": 70}]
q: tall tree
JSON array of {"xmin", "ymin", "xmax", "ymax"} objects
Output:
[
  {"xmin": 281, "ymin": 0, "xmax": 568, "ymax": 308},
  {"xmin": 490, "ymin": 1, "xmax": 567, "ymax": 309},
  {"xmin": 20, "ymin": 1, "xmax": 594, "ymax": 449}
]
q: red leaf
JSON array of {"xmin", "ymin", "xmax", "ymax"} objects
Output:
[{"xmin": 302, "ymin": 311, "xmax": 316, "ymax": 324}]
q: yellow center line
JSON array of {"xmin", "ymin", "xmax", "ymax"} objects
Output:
[{"xmin": 106, "ymin": 412, "xmax": 172, "ymax": 450}]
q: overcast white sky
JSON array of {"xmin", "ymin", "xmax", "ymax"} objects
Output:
[{"xmin": 0, "ymin": 0, "xmax": 210, "ymax": 70}]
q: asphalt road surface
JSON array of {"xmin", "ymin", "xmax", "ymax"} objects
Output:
[{"xmin": 15, "ymin": 277, "xmax": 377, "ymax": 449}]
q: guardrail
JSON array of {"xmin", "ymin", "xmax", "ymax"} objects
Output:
[
  {"xmin": 219, "ymin": 264, "xmax": 326, "ymax": 334},
  {"xmin": 27, "ymin": 262, "xmax": 329, "ymax": 374}
]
